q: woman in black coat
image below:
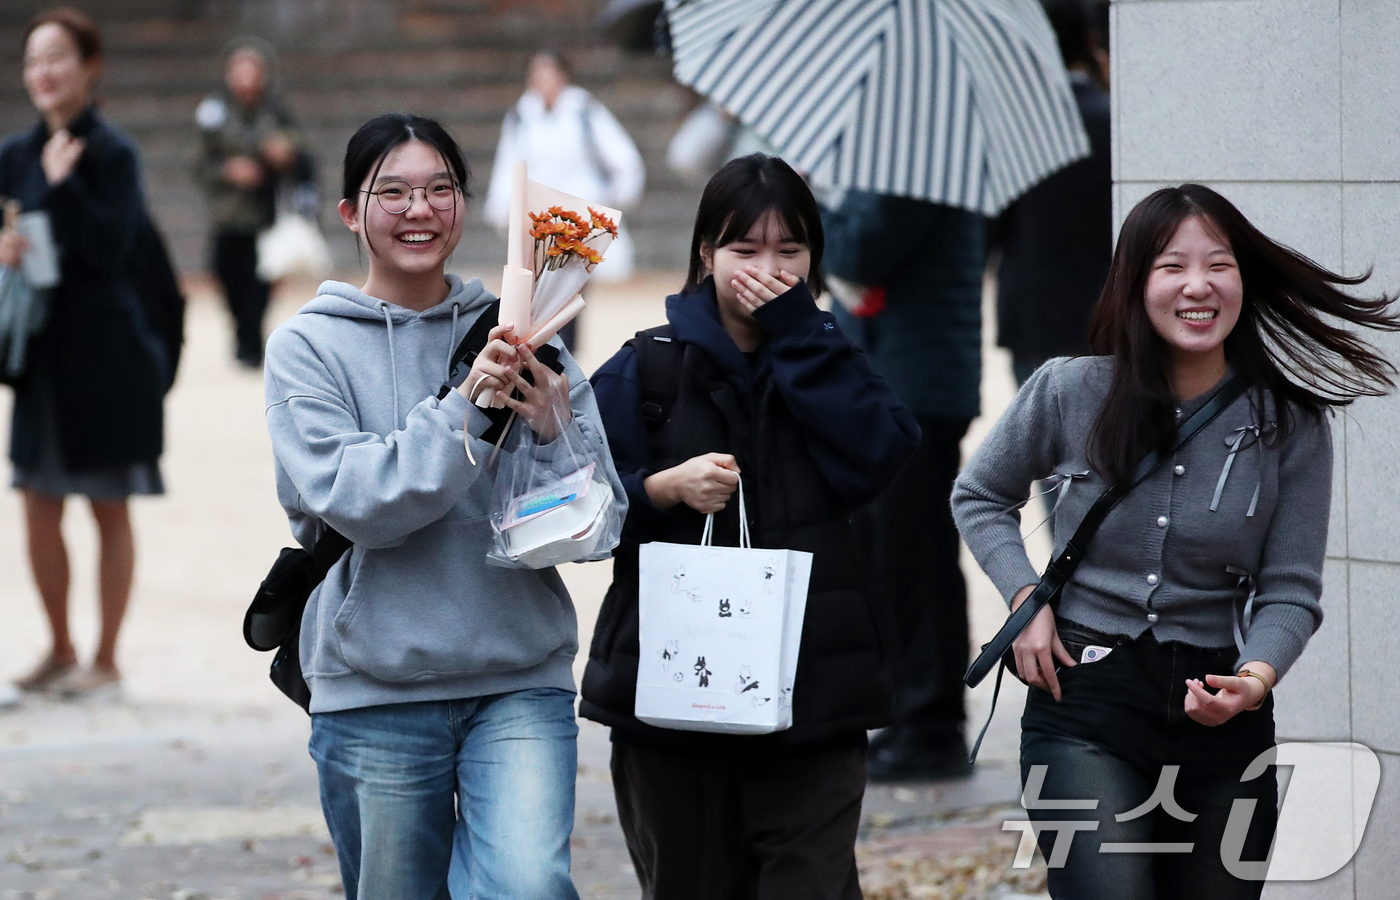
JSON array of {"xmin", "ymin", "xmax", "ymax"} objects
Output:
[{"xmin": 0, "ymin": 10, "xmax": 167, "ymax": 698}]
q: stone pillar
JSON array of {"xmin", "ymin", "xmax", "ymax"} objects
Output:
[{"xmin": 1111, "ymin": 2, "xmax": 1398, "ymax": 897}]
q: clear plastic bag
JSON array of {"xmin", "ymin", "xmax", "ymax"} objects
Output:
[{"xmin": 486, "ymin": 401, "xmax": 623, "ymax": 569}]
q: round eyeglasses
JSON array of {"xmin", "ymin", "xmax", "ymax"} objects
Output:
[{"xmin": 361, "ymin": 178, "xmax": 460, "ymax": 215}]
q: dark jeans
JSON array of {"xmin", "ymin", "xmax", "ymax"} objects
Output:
[
  {"xmin": 853, "ymin": 414, "xmax": 972, "ymax": 749},
  {"xmin": 1021, "ymin": 621, "xmax": 1277, "ymax": 900},
  {"xmin": 212, "ymin": 231, "xmax": 271, "ymax": 365},
  {"xmin": 611, "ymin": 738, "xmax": 866, "ymax": 900}
]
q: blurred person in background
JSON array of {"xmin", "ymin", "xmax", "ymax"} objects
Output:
[
  {"xmin": 821, "ymin": 192, "xmax": 986, "ymax": 781},
  {"xmin": 993, "ymin": 0, "xmax": 1111, "ymax": 388},
  {"xmin": 194, "ymin": 39, "xmax": 303, "ymax": 368},
  {"xmin": 990, "ymin": 0, "xmax": 1111, "ymax": 538},
  {"xmin": 484, "ymin": 51, "xmax": 645, "ymax": 349},
  {"xmin": 1, "ymin": 8, "xmax": 169, "ymax": 699}
]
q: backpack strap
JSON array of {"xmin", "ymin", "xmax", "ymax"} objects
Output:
[
  {"xmin": 439, "ymin": 299, "xmax": 501, "ymax": 399},
  {"xmin": 630, "ymin": 324, "xmax": 683, "ymax": 428}
]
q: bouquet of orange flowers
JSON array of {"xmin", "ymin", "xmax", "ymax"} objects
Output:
[
  {"xmin": 487, "ymin": 161, "xmax": 623, "ymax": 376},
  {"xmin": 530, "ymin": 206, "xmax": 618, "ymax": 277},
  {"xmin": 517, "ymin": 205, "xmax": 619, "ymax": 337}
]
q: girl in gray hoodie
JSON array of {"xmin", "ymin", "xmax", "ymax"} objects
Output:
[{"xmin": 263, "ymin": 113, "xmax": 617, "ymax": 900}]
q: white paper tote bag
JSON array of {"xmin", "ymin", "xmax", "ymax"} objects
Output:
[{"xmin": 635, "ymin": 482, "xmax": 812, "ymax": 734}]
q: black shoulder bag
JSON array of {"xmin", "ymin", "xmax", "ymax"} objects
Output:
[
  {"xmin": 243, "ymin": 527, "xmax": 352, "ymax": 711},
  {"xmin": 963, "ymin": 375, "xmax": 1246, "ymax": 761}
]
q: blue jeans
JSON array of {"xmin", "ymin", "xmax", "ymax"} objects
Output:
[
  {"xmin": 1020, "ymin": 622, "xmax": 1276, "ymax": 900},
  {"xmin": 309, "ymin": 689, "xmax": 581, "ymax": 900}
]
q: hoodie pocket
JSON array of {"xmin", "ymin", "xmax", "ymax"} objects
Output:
[{"xmin": 332, "ymin": 518, "xmax": 578, "ymax": 682}]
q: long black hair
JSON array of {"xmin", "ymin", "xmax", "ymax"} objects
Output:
[
  {"xmin": 342, "ymin": 112, "xmax": 471, "ymax": 258},
  {"xmin": 685, "ymin": 153, "xmax": 825, "ymax": 296},
  {"xmin": 1088, "ymin": 184, "xmax": 1400, "ymax": 486}
]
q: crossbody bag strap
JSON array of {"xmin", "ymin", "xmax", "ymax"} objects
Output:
[
  {"xmin": 309, "ymin": 526, "xmax": 352, "ymax": 582},
  {"xmin": 437, "ymin": 299, "xmax": 501, "ymax": 400},
  {"xmin": 964, "ymin": 375, "xmax": 1247, "ymax": 760}
]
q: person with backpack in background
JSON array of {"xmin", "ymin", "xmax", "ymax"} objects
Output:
[
  {"xmin": 263, "ymin": 112, "xmax": 620, "ymax": 899},
  {"xmin": 194, "ymin": 38, "xmax": 304, "ymax": 368},
  {"xmin": 484, "ymin": 51, "xmax": 645, "ymax": 349},
  {"xmin": 2, "ymin": 7, "xmax": 173, "ymax": 700},
  {"xmin": 582, "ymin": 154, "xmax": 919, "ymax": 899}
]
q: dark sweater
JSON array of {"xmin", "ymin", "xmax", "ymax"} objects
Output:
[
  {"xmin": 951, "ymin": 357, "xmax": 1328, "ymax": 678},
  {"xmin": 993, "ymin": 73, "xmax": 1112, "ymax": 361},
  {"xmin": 821, "ymin": 191, "xmax": 986, "ymax": 420},
  {"xmin": 0, "ymin": 107, "xmax": 166, "ymax": 471}
]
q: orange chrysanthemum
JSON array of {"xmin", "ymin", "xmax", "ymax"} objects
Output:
[
  {"xmin": 529, "ymin": 205, "xmax": 616, "ymax": 274},
  {"xmin": 588, "ymin": 207, "xmax": 618, "ymax": 237}
]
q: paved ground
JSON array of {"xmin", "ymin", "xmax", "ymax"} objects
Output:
[{"xmin": 0, "ymin": 271, "xmax": 1049, "ymax": 899}]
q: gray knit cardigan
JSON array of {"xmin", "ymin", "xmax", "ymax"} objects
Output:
[{"xmin": 951, "ymin": 356, "xmax": 1329, "ymax": 679}]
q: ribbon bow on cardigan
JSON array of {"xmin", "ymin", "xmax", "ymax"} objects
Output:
[
  {"xmin": 1224, "ymin": 565, "xmax": 1256, "ymax": 656},
  {"xmin": 1210, "ymin": 423, "xmax": 1272, "ymax": 517},
  {"xmin": 1006, "ymin": 469, "xmax": 1091, "ymax": 539}
]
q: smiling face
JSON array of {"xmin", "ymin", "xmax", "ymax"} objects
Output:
[
  {"xmin": 702, "ymin": 210, "xmax": 811, "ymax": 323},
  {"xmin": 338, "ymin": 139, "xmax": 463, "ymax": 286},
  {"xmin": 1144, "ymin": 214, "xmax": 1243, "ymax": 367},
  {"xmin": 23, "ymin": 23, "xmax": 96, "ymax": 124}
]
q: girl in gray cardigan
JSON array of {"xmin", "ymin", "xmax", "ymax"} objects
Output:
[{"xmin": 953, "ymin": 184, "xmax": 1398, "ymax": 899}]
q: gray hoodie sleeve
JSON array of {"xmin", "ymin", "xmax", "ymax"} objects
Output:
[
  {"xmin": 264, "ymin": 328, "xmax": 492, "ymax": 549},
  {"xmin": 265, "ymin": 326, "xmax": 624, "ymax": 553}
]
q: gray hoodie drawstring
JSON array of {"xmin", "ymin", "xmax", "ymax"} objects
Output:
[
  {"xmin": 447, "ymin": 301, "xmax": 461, "ymax": 379},
  {"xmin": 380, "ymin": 302, "xmax": 401, "ymax": 430}
]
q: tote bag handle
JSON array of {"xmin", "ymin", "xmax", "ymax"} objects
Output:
[{"xmin": 699, "ymin": 478, "xmax": 750, "ymax": 549}]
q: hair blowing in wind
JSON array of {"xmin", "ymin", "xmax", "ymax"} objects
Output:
[{"xmin": 1087, "ymin": 183, "xmax": 1400, "ymax": 486}]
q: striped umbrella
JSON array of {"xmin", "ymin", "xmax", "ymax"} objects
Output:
[{"xmin": 665, "ymin": 0, "xmax": 1090, "ymax": 215}]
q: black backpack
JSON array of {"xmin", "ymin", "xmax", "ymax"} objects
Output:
[{"xmin": 630, "ymin": 324, "xmax": 684, "ymax": 430}]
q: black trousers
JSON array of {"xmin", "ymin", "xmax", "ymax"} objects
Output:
[
  {"xmin": 212, "ymin": 231, "xmax": 271, "ymax": 365},
  {"xmin": 1021, "ymin": 621, "xmax": 1277, "ymax": 899},
  {"xmin": 611, "ymin": 739, "xmax": 866, "ymax": 900},
  {"xmin": 852, "ymin": 413, "xmax": 972, "ymax": 748}
]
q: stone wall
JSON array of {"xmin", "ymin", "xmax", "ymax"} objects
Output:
[{"xmin": 1112, "ymin": 1, "xmax": 1398, "ymax": 896}]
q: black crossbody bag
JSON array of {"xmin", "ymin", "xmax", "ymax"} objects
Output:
[
  {"xmin": 242, "ymin": 299, "xmax": 567, "ymax": 711},
  {"xmin": 963, "ymin": 375, "xmax": 1246, "ymax": 761}
]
